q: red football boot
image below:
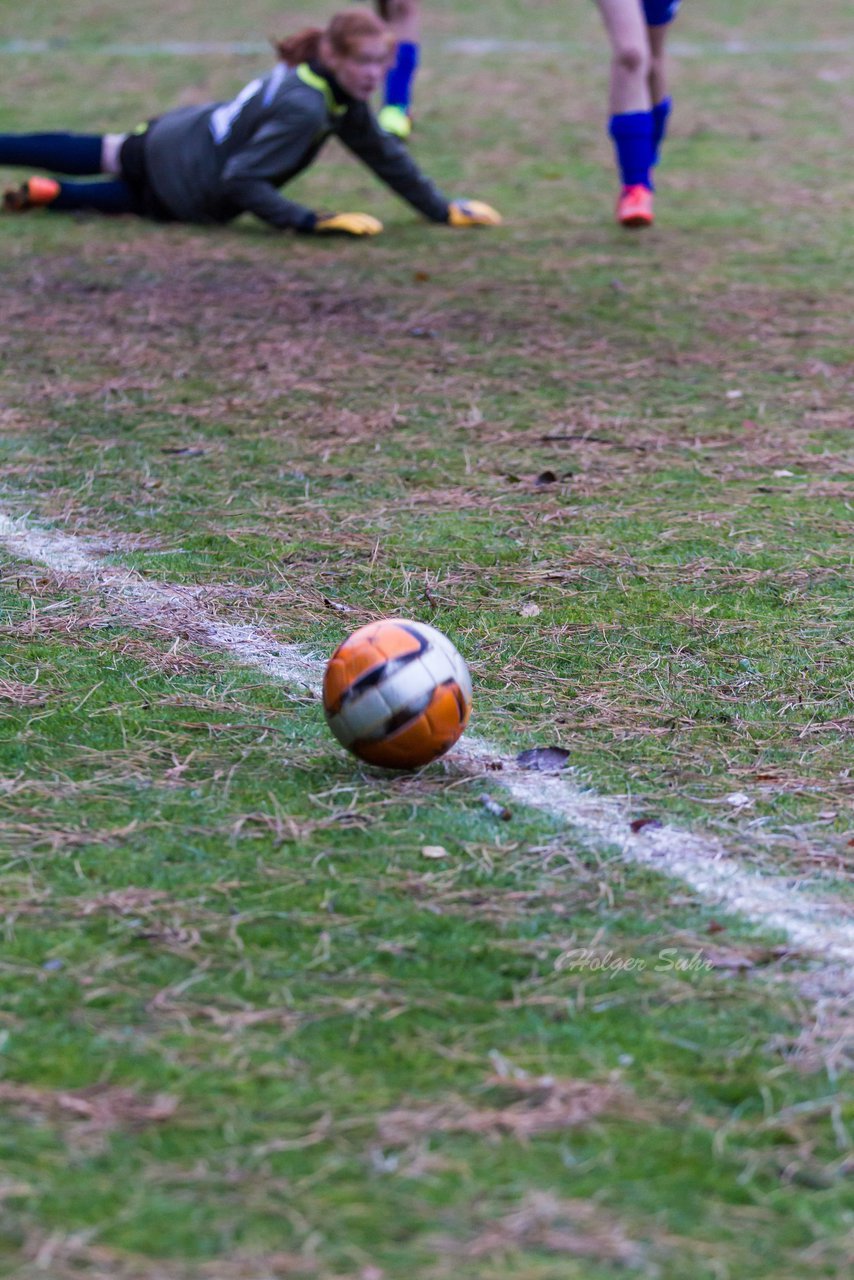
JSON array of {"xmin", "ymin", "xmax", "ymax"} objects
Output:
[
  {"xmin": 616, "ymin": 184, "xmax": 654, "ymax": 228},
  {"xmin": 3, "ymin": 176, "xmax": 61, "ymax": 211}
]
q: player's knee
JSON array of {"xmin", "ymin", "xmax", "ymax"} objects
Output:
[{"xmin": 614, "ymin": 43, "xmax": 649, "ymax": 79}]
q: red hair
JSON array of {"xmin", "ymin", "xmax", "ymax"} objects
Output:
[{"xmin": 274, "ymin": 7, "xmax": 394, "ymax": 67}]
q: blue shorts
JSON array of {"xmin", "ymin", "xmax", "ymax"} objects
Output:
[{"xmin": 644, "ymin": 0, "xmax": 681, "ymax": 25}]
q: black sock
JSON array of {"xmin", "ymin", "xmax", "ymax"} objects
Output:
[{"xmin": 0, "ymin": 132, "xmax": 104, "ymax": 175}]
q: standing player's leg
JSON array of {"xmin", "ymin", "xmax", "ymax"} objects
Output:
[
  {"xmin": 376, "ymin": 0, "xmax": 421, "ymax": 138},
  {"xmin": 0, "ymin": 131, "xmax": 138, "ymax": 213},
  {"xmin": 646, "ymin": 2, "xmax": 681, "ymax": 169},
  {"xmin": 595, "ymin": 0, "xmax": 655, "ymax": 227}
]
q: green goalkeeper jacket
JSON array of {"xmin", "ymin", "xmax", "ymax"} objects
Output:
[{"xmin": 140, "ymin": 61, "xmax": 450, "ymax": 231}]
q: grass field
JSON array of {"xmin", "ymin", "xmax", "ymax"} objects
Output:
[{"xmin": 0, "ymin": 3, "xmax": 852, "ymax": 1277}]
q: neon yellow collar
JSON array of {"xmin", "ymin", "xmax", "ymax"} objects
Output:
[{"xmin": 296, "ymin": 64, "xmax": 347, "ymax": 116}]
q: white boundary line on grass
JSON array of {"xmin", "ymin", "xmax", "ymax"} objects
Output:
[
  {"xmin": 0, "ymin": 512, "xmax": 322, "ymax": 692},
  {"xmin": 445, "ymin": 37, "xmax": 854, "ymax": 58},
  {"xmin": 0, "ymin": 37, "xmax": 852, "ymax": 58},
  {"xmin": 1, "ymin": 509, "xmax": 852, "ymax": 975}
]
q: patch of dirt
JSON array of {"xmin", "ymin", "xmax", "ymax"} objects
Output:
[{"xmin": 0, "ymin": 252, "xmax": 388, "ymax": 409}]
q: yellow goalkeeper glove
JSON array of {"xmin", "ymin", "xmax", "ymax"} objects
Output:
[
  {"xmin": 447, "ymin": 199, "xmax": 502, "ymax": 228},
  {"xmin": 314, "ymin": 212, "xmax": 383, "ymax": 236}
]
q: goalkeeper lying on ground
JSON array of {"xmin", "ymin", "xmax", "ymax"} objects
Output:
[{"xmin": 0, "ymin": 7, "xmax": 500, "ymax": 238}]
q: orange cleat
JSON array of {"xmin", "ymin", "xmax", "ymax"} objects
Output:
[
  {"xmin": 616, "ymin": 184, "xmax": 654, "ymax": 228},
  {"xmin": 3, "ymin": 175, "xmax": 61, "ymax": 212}
]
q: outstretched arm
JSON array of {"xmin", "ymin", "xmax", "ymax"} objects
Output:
[{"xmin": 336, "ymin": 104, "xmax": 450, "ymax": 221}]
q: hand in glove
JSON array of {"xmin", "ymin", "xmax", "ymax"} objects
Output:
[
  {"xmin": 447, "ymin": 199, "xmax": 502, "ymax": 227},
  {"xmin": 314, "ymin": 212, "xmax": 383, "ymax": 236}
]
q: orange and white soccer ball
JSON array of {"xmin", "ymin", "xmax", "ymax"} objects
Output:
[{"xmin": 323, "ymin": 619, "xmax": 472, "ymax": 769}]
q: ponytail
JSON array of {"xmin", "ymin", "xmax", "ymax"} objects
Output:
[
  {"xmin": 274, "ymin": 8, "xmax": 393, "ymax": 68},
  {"xmin": 274, "ymin": 28, "xmax": 323, "ymax": 67}
]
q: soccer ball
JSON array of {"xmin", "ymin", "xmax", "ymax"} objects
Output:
[{"xmin": 323, "ymin": 618, "xmax": 472, "ymax": 769}]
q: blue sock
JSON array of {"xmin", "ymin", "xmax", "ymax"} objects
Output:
[
  {"xmin": 384, "ymin": 42, "xmax": 419, "ymax": 111},
  {"xmin": 651, "ymin": 97, "xmax": 672, "ymax": 166},
  {"xmin": 0, "ymin": 132, "xmax": 103, "ymax": 175},
  {"xmin": 50, "ymin": 180, "xmax": 137, "ymax": 215},
  {"xmin": 608, "ymin": 111, "xmax": 654, "ymax": 189}
]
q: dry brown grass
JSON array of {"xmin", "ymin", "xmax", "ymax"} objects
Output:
[
  {"xmin": 429, "ymin": 1189, "xmax": 647, "ymax": 1266},
  {"xmin": 377, "ymin": 1073, "xmax": 627, "ymax": 1145},
  {"xmin": 0, "ymin": 1081, "xmax": 177, "ymax": 1131},
  {"xmin": 16, "ymin": 1236, "xmax": 318, "ymax": 1280}
]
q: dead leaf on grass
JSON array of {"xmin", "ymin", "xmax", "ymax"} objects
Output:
[{"xmin": 629, "ymin": 816, "xmax": 663, "ymax": 834}]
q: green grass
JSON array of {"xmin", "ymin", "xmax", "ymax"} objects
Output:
[{"xmin": 0, "ymin": 3, "xmax": 852, "ymax": 1277}]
